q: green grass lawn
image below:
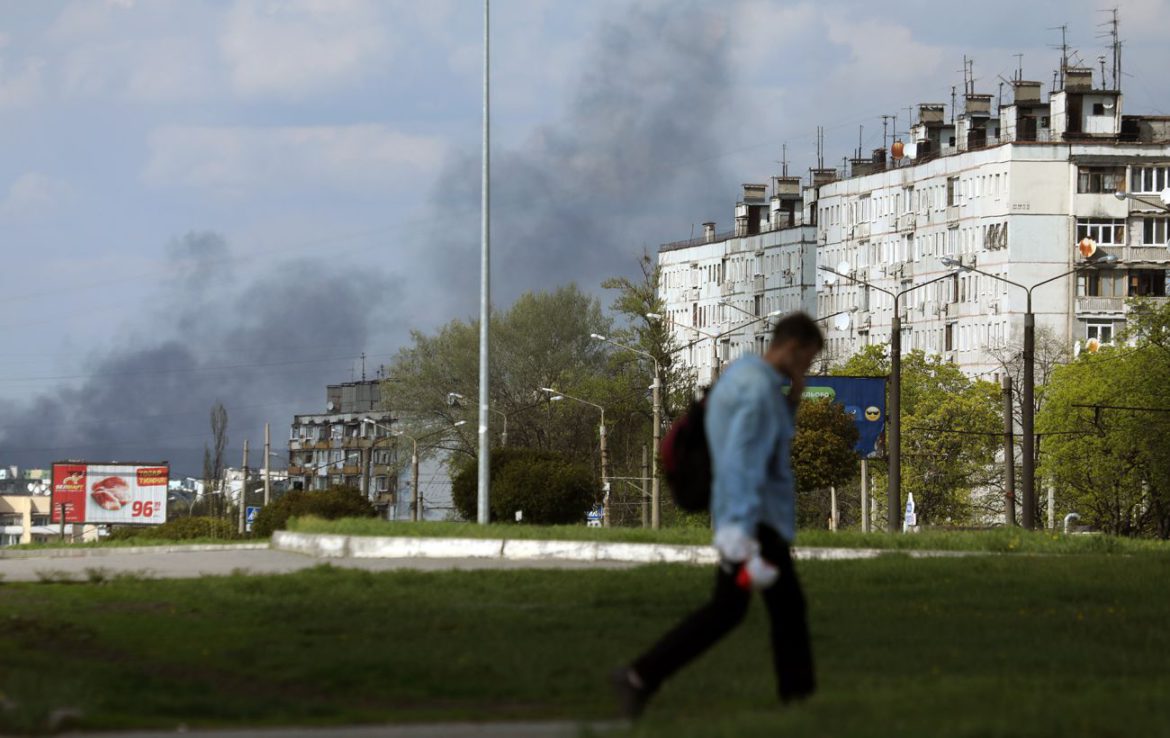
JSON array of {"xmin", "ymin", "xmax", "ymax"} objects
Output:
[
  {"xmin": 288, "ymin": 516, "xmax": 1170, "ymax": 555},
  {"xmin": 2, "ymin": 553, "xmax": 1168, "ymax": 736}
]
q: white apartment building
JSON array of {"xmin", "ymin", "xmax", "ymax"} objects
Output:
[
  {"xmin": 658, "ymin": 177, "xmax": 819, "ymax": 386},
  {"xmin": 660, "ymin": 68, "xmax": 1170, "ymax": 384}
]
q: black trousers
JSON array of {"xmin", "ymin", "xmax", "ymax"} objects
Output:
[{"xmin": 631, "ymin": 524, "xmax": 816, "ymax": 701}]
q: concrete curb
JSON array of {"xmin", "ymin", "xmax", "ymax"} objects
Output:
[
  {"xmin": 271, "ymin": 532, "xmax": 985, "ymax": 564},
  {"xmin": 0, "ymin": 543, "xmax": 268, "ymax": 560}
]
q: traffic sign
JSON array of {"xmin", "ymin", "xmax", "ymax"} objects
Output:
[{"xmin": 245, "ymin": 506, "xmax": 262, "ymax": 533}]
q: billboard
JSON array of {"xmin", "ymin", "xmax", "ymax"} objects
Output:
[
  {"xmin": 781, "ymin": 376, "xmax": 887, "ymax": 457},
  {"xmin": 51, "ymin": 462, "xmax": 169, "ymax": 525}
]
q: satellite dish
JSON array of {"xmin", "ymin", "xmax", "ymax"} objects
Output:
[
  {"xmin": 822, "ymin": 270, "xmax": 838, "ymax": 286},
  {"xmin": 837, "ymin": 260, "xmax": 851, "ymax": 275},
  {"xmin": 904, "ymin": 142, "xmax": 918, "ymax": 160},
  {"xmin": 833, "ymin": 312, "xmax": 852, "ymax": 331},
  {"xmin": 1160, "ymin": 187, "xmax": 1170, "ymax": 207},
  {"xmin": 1086, "ymin": 337, "xmax": 1101, "ymax": 354},
  {"xmin": 891, "ymin": 140, "xmax": 905, "ymax": 160},
  {"xmin": 326, "ymin": 401, "xmax": 336, "ymax": 412},
  {"xmin": 1103, "ymin": 100, "xmax": 1116, "ymax": 110},
  {"xmin": 1078, "ymin": 238, "xmax": 1098, "ymax": 258}
]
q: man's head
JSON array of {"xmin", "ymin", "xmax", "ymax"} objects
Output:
[{"xmin": 764, "ymin": 312, "xmax": 823, "ymax": 378}]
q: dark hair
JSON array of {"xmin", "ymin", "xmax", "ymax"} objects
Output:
[{"xmin": 770, "ymin": 312, "xmax": 824, "ymax": 349}]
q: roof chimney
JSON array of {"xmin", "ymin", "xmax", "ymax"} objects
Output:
[
  {"xmin": 702, "ymin": 222, "xmax": 716, "ymax": 243},
  {"xmin": 741, "ymin": 183, "xmax": 767, "ymax": 204}
]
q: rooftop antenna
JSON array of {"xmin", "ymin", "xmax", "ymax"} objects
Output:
[
  {"xmin": 778, "ymin": 142, "xmax": 788, "ymax": 177},
  {"xmin": 1048, "ymin": 23, "xmax": 1069, "ymax": 88},
  {"xmin": 951, "ymin": 86, "xmax": 957, "ymax": 124},
  {"xmin": 816, "ymin": 126, "xmax": 824, "ymax": 169},
  {"xmin": 361, "ymin": 352, "xmax": 366, "ymax": 381},
  {"xmin": 857, "ymin": 124, "xmax": 863, "ymax": 159},
  {"xmin": 1097, "ymin": 7, "xmax": 1121, "ymax": 90},
  {"xmin": 881, "ymin": 115, "xmax": 893, "ymax": 155},
  {"xmin": 1013, "ymin": 53, "xmax": 1024, "ymax": 82}
]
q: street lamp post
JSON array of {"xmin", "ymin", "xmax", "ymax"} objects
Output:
[
  {"xmin": 363, "ymin": 418, "xmax": 466, "ymax": 522},
  {"xmin": 448, "ymin": 392, "xmax": 507, "ymax": 446},
  {"xmin": 540, "ymin": 388, "xmax": 609, "ymax": 525},
  {"xmin": 940, "ymin": 253, "xmax": 1118, "ymax": 529},
  {"xmin": 819, "ymin": 265, "xmax": 960, "ymax": 533},
  {"xmin": 590, "ymin": 334, "xmax": 662, "ymax": 528},
  {"xmin": 476, "ymin": 0, "xmax": 491, "ymax": 526}
]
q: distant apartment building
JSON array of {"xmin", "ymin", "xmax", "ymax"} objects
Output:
[
  {"xmin": 287, "ymin": 380, "xmax": 399, "ymax": 512},
  {"xmin": 658, "ymin": 177, "xmax": 819, "ymax": 386},
  {"xmin": 659, "ymin": 59, "xmax": 1170, "ymax": 383}
]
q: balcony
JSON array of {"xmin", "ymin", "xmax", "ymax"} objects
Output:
[
  {"xmin": 287, "ymin": 466, "xmax": 306, "ymax": 476},
  {"xmin": 1076, "ymin": 296, "xmax": 1124, "ymax": 315},
  {"xmin": 1123, "ymin": 246, "xmax": 1170, "ymax": 264},
  {"xmin": 341, "ymin": 465, "xmax": 362, "ymax": 476}
]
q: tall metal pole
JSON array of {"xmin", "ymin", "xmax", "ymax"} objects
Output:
[
  {"xmin": 599, "ymin": 411, "xmax": 610, "ymax": 527},
  {"xmin": 263, "ymin": 422, "xmax": 271, "ymax": 507},
  {"xmin": 476, "ymin": 0, "xmax": 491, "ymax": 525},
  {"xmin": 1002, "ymin": 375, "xmax": 1016, "ymax": 526},
  {"xmin": 239, "ymin": 439, "xmax": 249, "ymax": 535},
  {"xmin": 651, "ymin": 362, "xmax": 662, "ymax": 529},
  {"xmin": 1021, "ymin": 296, "xmax": 1036, "ymax": 530},
  {"xmin": 888, "ymin": 309, "xmax": 902, "ymax": 533},
  {"xmin": 641, "ymin": 445, "xmax": 649, "ymax": 529},
  {"xmin": 411, "ymin": 438, "xmax": 420, "ymax": 522},
  {"xmin": 860, "ymin": 458, "xmax": 869, "ymax": 533}
]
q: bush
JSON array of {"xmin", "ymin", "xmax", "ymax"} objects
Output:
[
  {"xmin": 451, "ymin": 448, "xmax": 596, "ymax": 524},
  {"xmin": 107, "ymin": 516, "xmax": 237, "ymax": 541},
  {"xmin": 250, "ymin": 487, "xmax": 376, "ymax": 537}
]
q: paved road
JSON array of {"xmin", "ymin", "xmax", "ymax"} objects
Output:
[
  {"xmin": 65, "ymin": 719, "xmax": 624, "ymax": 738},
  {"xmin": 0, "ymin": 547, "xmax": 637, "ymax": 582}
]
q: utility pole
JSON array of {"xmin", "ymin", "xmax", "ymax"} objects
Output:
[
  {"xmin": 860, "ymin": 458, "xmax": 869, "ymax": 533},
  {"xmin": 599, "ymin": 413, "xmax": 610, "ymax": 527},
  {"xmin": 239, "ymin": 440, "xmax": 249, "ymax": 535},
  {"xmin": 411, "ymin": 438, "xmax": 420, "ymax": 522},
  {"xmin": 263, "ymin": 423, "xmax": 271, "ymax": 506},
  {"xmin": 1003, "ymin": 376, "xmax": 1016, "ymax": 526},
  {"xmin": 641, "ymin": 445, "xmax": 649, "ymax": 529},
  {"xmin": 476, "ymin": 0, "xmax": 491, "ymax": 525},
  {"xmin": 651, "ymin": 363, "xmax": 662, "ymax": 529}
]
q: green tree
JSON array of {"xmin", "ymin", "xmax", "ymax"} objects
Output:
[
  {"xmin": 792, "ymin": 398, "xmax": 860, "ymax": 528},
  {"xmin": 451, "ymin": 448, "xmax": 594, "ymax": 524},
  {"xmin": 835, "ymin": 346, "xmax": 1000, "ymax": 526},
  {"xmin": 1038, "ymin": 298, "xmax": 1170, "ymax": 537}
]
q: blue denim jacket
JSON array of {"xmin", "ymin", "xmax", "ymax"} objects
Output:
[{"xmin": 704, "ymin": 355, "xmax": 797, "ymax": 544}]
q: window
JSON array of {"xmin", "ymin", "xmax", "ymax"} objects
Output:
[
  {"xmin": 947, "ymin": 177, "xmax": 958, "ymax": 206},
  {"xmin": 1079, "ymin": 271, "xmax": 1124, "ymax": 297},
  {"xmin": 945, "ymin": 323, "xmax": 955, "ymax": 351},
  {"xmin": 1092, "ymin": 103, "xmax": 1106, "ymax": 116},
  {"xmin": 1142, "ymin": 218, "xmax": 1169, "ymax": 246},
  {"xmin": 1077, "ymin": 167, "xmax": 1125, "ymax": 194},
  {"xmin": 1131, "ymin": 165, "xmax": 1170, "ymax": 194},
  {"xmin": 1086, "ymin": 323, "xmax": 1114, "ymax": 345},
  {"xmin": 1076, "ymin": 219, "xmax": 1126, "ymax": 246},
  {"xmin": 1129, "ymin": 269, "xmax": 1168, "ymax": 297}
]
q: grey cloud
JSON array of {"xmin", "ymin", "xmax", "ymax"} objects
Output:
[
  {"xmin": 0, "ymin": 231, "xmax": 401, "ymax": 476},
  {"xmin": 413, "ymin": 0, "xmax": 737, "ymax": 318}
]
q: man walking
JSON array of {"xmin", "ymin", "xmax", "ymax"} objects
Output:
[{"xmin": 612, "ymin": 312, "xmax": 823, "ymax": 718}]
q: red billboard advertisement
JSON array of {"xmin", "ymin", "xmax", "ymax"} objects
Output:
[{"xmin": 51, "ymin": 462, "xmax": 169, "ymax": 525}]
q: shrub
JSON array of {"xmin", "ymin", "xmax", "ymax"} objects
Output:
[
  {"xmin": 250, "ymin": 486, "xmax": 376, "ymax": 537},
  {"xmin": 451, "ymin": 448, "xmax": 596, "ymax": 524},
  {"xmin": 107, "ymin": 516, "xmax": 237, "ymax": 541}
]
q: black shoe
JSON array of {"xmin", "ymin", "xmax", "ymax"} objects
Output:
[{"xmin": 609, "ymin": 667, "xmax": 651, "ymax": 720}]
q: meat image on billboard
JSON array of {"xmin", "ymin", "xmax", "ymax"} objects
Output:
[{"xmin": 51, "ymin": 462, "xmax": 169, "ymax": 525}]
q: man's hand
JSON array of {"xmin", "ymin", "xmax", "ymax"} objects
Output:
[{"xmin": 734, "ymin": 554, "xmax": 780, "ymax": 591}]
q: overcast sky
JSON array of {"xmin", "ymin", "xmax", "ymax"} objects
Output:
[{"xmin": 2, "ymin": 0, "xmax": 1168, "ymax": 476}]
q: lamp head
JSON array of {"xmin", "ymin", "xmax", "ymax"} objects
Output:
[
  {"xmin": 1113, "ymin": 190, "xmax": 1128, "ymax": 201},
  {"xmin": 452, "ymin": 420, "xmax": 468, "ymax": 428},
  {"xmin": 940, "ymin": 256, "xmax": 965, "ymax": 270},
  {"xmin": 590, "ymin": 333, "xmax": 606, "ymax": 341},
  {"xmin": 644, "ymin": 313, "xmax": 663, "ymax": 321},
  {"xmin": 539, "ymin": 387, "xmax": 556, "ymax": 394}
]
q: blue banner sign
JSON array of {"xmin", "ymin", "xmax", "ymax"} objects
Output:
[{"xmin": 781, "ymin": 375, "xmax": 887, "ymax": 457}]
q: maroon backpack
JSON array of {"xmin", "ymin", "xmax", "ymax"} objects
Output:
[{"xmin": 659, "ymin": 396, "xmax": 711, "ymax": 513}]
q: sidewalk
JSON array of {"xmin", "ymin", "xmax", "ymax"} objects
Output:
[{"xmin": 63, "ymin": 719, "xmax": 623, "ymax": 738}]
